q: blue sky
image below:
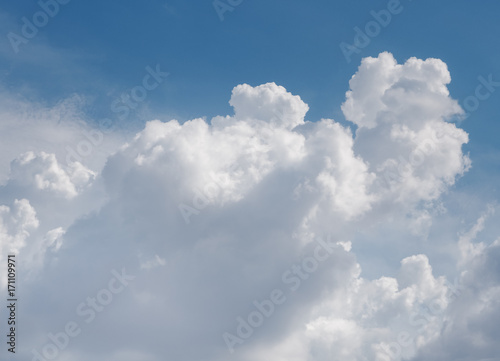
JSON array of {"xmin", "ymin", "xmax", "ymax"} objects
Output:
[
  {"xmin": 1, "ymin": 1, "xmax": 500, "ymax": 361},
  {"xmin": 1, "ymin": 0, "xmax": 499, "ymax": 123},
  {"xmin": 2, "ymin": 0, "xmax": 499, "ymax": 184}
]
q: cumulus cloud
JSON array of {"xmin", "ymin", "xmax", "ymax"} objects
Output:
[
  {"xmin": 303, "ymin": 253, "xmax": 450, "ymax": 361},
  {"xmin": 344, "ymin": 53, "xmax": 470, "ymax": 207},
  {"xmin": 411, "ymin": 206, "xmax": 500, "ymax": 361},
  {"xmin": 9, "ymin": 151, "xmax": 95, "ymax": 199},
  {"xmin": 0, "ymin": 52, "xmax": 497, "ymax": 361}
]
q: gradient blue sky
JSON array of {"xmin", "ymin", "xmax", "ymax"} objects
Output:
[
  {"xmin": 2, "ymin": 2, "xmax": 500, "ymax": 361},
  {"xmin": 1, "ymin": 1, "xmax": 499, "ymax": 120},
  {"xmin": 2, "ymin": 0, "xmax": 499, "ymax": 193}
]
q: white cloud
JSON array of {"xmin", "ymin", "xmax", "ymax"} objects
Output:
[
  {"xmin": 9, "ymin": 151, "xmax": 95, "ymax": 199},
  {"xmin": 342, "ymin": 52, "xmax": 462, "ymax": 130},
  {"xmin": 1, "ymin": 53, "xmax": 497, "ymax": 361},
  {"xmin": 411, "ymin": 207, "xmax": 500, "ymax": 361},
  {"xmin": 345, "ymin": 52, "xmax": 470, "ymax": 208},
  {"xmin": 0, "ymin": 87, "xmax": 124, "ymax": 184}
]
